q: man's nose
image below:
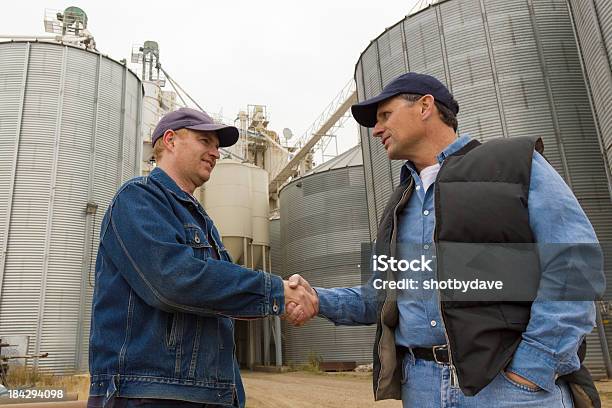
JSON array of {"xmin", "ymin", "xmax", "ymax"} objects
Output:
[
  {"xmin": 373, "ymin": 122, "xmax": 384, "ymax": 138},
  {"xmin": 211, "ymin": 146, "xmax": 220, "ymax": 159}
]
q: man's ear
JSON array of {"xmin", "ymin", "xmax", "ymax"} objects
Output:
[
  {"xmin": 162, "ymin": 129, "xmax": 175, "ymax": 150},
  {"xmin": 420, "ymin": 94, "xmax": 435, "ymax": 120}
]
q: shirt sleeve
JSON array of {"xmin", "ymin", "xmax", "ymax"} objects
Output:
[
  {"xmin": 101, "ymin": 182, "xmax": 285, "ymax": 318},
  {"xmin": 506, "ymin": 151, "xmax": 604, "ymax": 392},
  {"xmin": 315, "ymin": 266, "xmax": 381, "ymax": 326}
]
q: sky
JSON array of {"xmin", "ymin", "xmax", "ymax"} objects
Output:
[{"xmin": 3, "ymin": 0, "xmax": 421, "ymax": 164}]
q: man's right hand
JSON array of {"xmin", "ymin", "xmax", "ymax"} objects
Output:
[{"xmin": 283, "ymin": 274, "xmax": 319, "ymax": 326}]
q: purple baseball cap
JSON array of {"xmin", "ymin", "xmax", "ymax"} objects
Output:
[{"xmin": 152, "ymin": 107, "xmax": 239, "ymax": 147}]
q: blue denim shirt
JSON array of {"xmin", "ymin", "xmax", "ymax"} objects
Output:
[
  {"xmin": 89, "ymin": 167, "xmax": 285, "ymax": 406},
  {"xmin": 317, "ymin": 135, "xmax": 600, "ymax": 393}
]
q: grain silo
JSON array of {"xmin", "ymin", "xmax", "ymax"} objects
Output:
[
  {"xmin": 199, "ymin": 159, "xmax": 281, "ymax": 368},
  {"xmin": 354, "ymin": 0, "xmax": 612, "ymax": 378},
  {"xmin": 199, "ymin": 159, "xmax": 255, "ymax": 266},
  {"xmin": 567, "ymin": 0, "xmax": 612, "ymax": 193},
  {"xmin": 280, "ymin": 145, "xmax": 375, "ymax": 366},
  {"xmin": 0, "ymin": 40, "xmax": 142, "ymax": 374}
]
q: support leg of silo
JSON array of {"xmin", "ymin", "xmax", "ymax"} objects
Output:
[
  {"xmin": 263, "ymin": 317, "xmax": 270, "ymax": 366},
  {"xmin": 248, "ymin": 321, "xmax": 255, "ymax": 370},
  {"xmin": 250, "ymin": 242, "xmax": 254, "ymax": 269},
  {"xmin": 262, "ymin": 246, "xmax": 266, "ymax": 272},
  {"xmin": 274, "ymin": 316, "xmax": 282, "ymax": 367},
  {"xmin": 243, "ymin": 237, "xmax": 248, "ymax": 267}
]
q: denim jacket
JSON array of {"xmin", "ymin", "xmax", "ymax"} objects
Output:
[{"xmin": 89, "ymin": 167, "xmax": 285, "ymax": 407}]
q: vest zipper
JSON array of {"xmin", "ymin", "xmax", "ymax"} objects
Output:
[
  {"xmin": 432, "ymin": 161, "xmax": 460, "ymax": 389},
  {"xmin": 375, "ymin": 179, "xmax": 413, "ymax": 398},
  {"xmin": 390, "ymin": 180, "xmax": 413, "ymax": 256}
]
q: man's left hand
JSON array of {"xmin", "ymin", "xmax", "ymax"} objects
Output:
[{"xmin": 504, "ymin": 371, "xmax": 540, "ymax": 390}]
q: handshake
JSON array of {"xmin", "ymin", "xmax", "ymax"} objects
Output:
[{"xmin": 282, "ymin": 274, "xmax": 319, "ymax": 326}]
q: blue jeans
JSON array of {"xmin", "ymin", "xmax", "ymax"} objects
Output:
[{"xmin": 401, "ymin": 353, "xmax": 573, "ymax": 407}]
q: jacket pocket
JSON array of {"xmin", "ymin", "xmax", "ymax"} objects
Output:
[{"xmin": 184, "ymin": 225, "xmax": 212, "ymax": 259}]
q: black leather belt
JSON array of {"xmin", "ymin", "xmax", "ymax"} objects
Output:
[{"xmin": 397, "ymin": 345, "xmax": 450, "ymax": 364}]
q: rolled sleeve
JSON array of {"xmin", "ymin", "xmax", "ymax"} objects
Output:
[
  {"xmin": 506, "ymin": 340, "xmax": 560, "ymax": 393},
  {"xmin": 509, "ymin": 151, "xmax": 602, "ymax": 392}
]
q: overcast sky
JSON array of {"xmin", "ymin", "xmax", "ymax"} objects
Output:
[{"xmin": 4, "ymin": 0, "xmax": 421, "ymax": 163}]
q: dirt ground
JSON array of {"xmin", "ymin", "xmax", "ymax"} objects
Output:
[
  {"xmin": 242, "ymin": 371, "xmax": 612, "ymax": 408},
  {"xmin": 599, "ymin": 379, "xmax": 612, "ymax": 407},
  {"xmin": 243, "ymin": 371, "xmax": 399, "ymax": 408}
]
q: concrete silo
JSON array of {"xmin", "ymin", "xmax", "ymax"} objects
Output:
[
  {"xmin": 199, "ymin": 159, "xmax": 255, "ymax": 266},
  {"xmin": 199, "ymin": 159, "xmax": 280, "ymax": 368},
  {"xmin": 0, "ymin": 40, "xmax": 142, "ymax": 374},
  {"xmin": 280, "ymin": 145, "xmax": 375, "ymax": 366},
  {"xmin": 199, "ymin": 159, "xmax": 271, "ymax": 269},
  {"xmin": 355, "ymin": 0, "xmax": 612, "ymax": 378}
]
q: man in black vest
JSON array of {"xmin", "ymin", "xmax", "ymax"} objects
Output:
[{"xmin": 286, "ymin": 73, "xmax": 604, "ymax": 407}]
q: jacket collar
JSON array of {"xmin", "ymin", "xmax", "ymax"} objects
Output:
[
  {"xmin": 149, "ymin": 167, "xmax": 194, "ymax": 203},
  {"xmin": 400, "ymin": 134, "xmax": 472, "ymax": 184}
]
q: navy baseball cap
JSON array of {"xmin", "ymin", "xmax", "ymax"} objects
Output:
[
  {"xmin": 351, "ymin": 72, "xmax": 459, "ymax": 127},
  {"xmin": 152, "ymin": 107, "xmax": 239, "ymax": 147}
]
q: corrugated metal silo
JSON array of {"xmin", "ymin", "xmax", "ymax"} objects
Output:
[
  {"xmin": 0, "ymin": 40, "xmax": 143, "ymax": 374},
  {"xmin": 355, "ymin": 0, "xmax": 612, "ymax": 378},
  {"xmin": 358, "ymin": 0, "xmax": 612, "ymax": 241},
  {"xmin": 567, "ymin": 0, "xmax": 612, "ymax": 376},
  {"xmin": 567, "ymin": 0, "xmax": 612, "ymax": 193},
  {"xmin": 280, "ymin": 145, "xmax": 375, "ymax": 365}
]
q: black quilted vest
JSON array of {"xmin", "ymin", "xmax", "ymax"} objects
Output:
[{"xmin": 435, "ymin": 137, "xmax": 540, "ymax": 395}]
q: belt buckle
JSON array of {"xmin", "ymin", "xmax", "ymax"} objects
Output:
[{"xmin": 432, "ymin": 344, "xmax": 448, "ymax": 364}]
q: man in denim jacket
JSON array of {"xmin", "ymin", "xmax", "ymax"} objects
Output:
[{"xmin": 88, "ymin": 108, "xmax": 318, "ymax": 407}]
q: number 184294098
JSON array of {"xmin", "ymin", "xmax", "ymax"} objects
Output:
[{"xmin": 7, "ymin": 388, "xmax": 64, "ymax": 399}]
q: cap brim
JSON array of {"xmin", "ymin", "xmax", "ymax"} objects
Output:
[
  {"xmin": 350, "ymin": 93, "xmax": 395, "ymax": 128},
  {"xmin": 186, "ymin": 123, "xmax": 239, "ymax": 147}
]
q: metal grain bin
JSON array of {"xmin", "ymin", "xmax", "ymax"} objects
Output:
[
  {"xmin": 0, "ymin": 40, "xmax": 143, "ymax": 374},
  {"xmin": 568, "ymin": 0, "xmax": 612, "ymax": 194},
  {"xmin": 280, "ymin": 146, "xmax": 375, "ymax": 365},
  {"xmin": 567, "ymin": 0, "xmax": 612, "ymax": 377},
  {"xmin": 355, "ymin": 0, "xmax": 612, "ymax": 378}
]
